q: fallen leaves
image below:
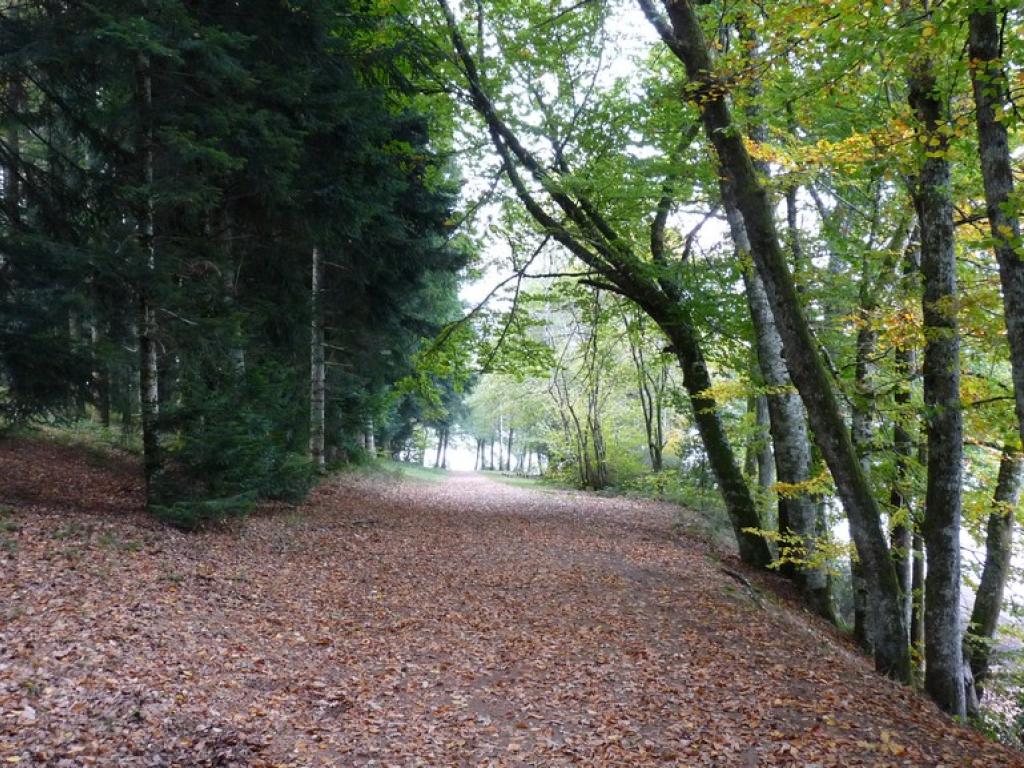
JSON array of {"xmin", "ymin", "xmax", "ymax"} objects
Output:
[{"xmin": 1, "ymin": 436, "xmax": 1022, "ymax": 766}]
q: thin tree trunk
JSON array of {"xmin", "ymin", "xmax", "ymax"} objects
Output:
[
  {"xmin": 365, "ymin": 416, "xmax": 375, "ymax": 455},
  {"xmin": 851, "ymin": 271, "xmax": 878, "ymax": 648},
  {"xmin": 966, "ymin": 448, "xmax": 1024, "ymax": 702},
  {"xmin": 135, "ymin": 48, "xmax": 160, "ymax": 494},
  {"xmin": 222, "ymin": 208, "xmax": 245, "ymax": 373},
  {"xmin": 889, "ymin": 340, "xmax": 918, "ymax": 638},
  {"xmin": 785, "ymin": 185, "xmax": 804, "ymax": 289},
  {"xmin": 90, "ymin": 323, "xmax": 111, "ymax": 427},
  {"xmin": 506, "ymin": 427, "xmax": 514, "ymax": 472},
  {"xmin": 909, "ymin": 53, "xmax": 966, "ymax": 717},
  {"xmin": 3, "ymin": 74, "xmax": 22, "ymax": 225},
  {"xmin": 912, "ymin": 531, "xmax": 926, "ymax": 664},
  {"xmin": 755, "ymin": 395, "xmax": 773, "ymax": 493},
  {"xmin": 309, "ymin": 247, "xmax": 326, "ymax": 470},
  {"xmin": 642, "ymin": 0, "xmax": 905, "ymax": 677},
  {"xmin": 626, "ymin": 314, "xmax": 663, "ymax": 472},
  {"xmin": 744, "ymin": 395, "xmax": 759, "ymax": 480},
  {"xmin": 968, "ymin": 6, "xmax": 1024, "ymax": 455}
]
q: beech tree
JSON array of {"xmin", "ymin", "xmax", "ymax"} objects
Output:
[{"xmin": 424, "ymin": 0, "xmax": 1022, "ymax": 715}]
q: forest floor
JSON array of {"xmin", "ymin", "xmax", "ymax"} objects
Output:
[{"xmin": 2, "ymin": 438, "xmax": 1022, "ymax": 767}]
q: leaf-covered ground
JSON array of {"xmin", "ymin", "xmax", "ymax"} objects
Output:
[{"xmin": 2, "ymin": 438, "xmax": 1022, "ymax": 767}]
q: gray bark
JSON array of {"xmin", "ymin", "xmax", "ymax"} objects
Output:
[
  {"xmin": 909, "ymin": 56, "xmax": 965, "ymax": 718},
  {"xmin": 309, "ymin": 247, "xmax": 326, "ymax": 469},
  {"xmin": 969, "ymin": 6, "xmax": 1024, "ymax": 455},
  {"xmin": 641, "ymin": 0, "xmax": 907, "ymax": 678},
  {"xmin": 626, "ymin": 314, "xmax": 666, "ymax": 472},
  {"xmin": 3, "ymin": 75, "xmax": 22, "ymax": 224},
  {"xmin": 966, "ymin": 448, "xmax": 1024, "ymax": 702},
  {"xmin": 89, "ymin": 322, "xmax": 111, "ymax": 427},
  {"xmin": 912, "ymin": 530, "xmax": 926, "ymax": 664},
  {"xmin": 850, "ymin": 267, "xmax": 878, "ymax": 647},
  {"xmin": 434, "ymin": 427, "xmax": 444, "ymax": 469},
  {"xmin": 755, "ymin": 395, "xmax": 773, "ymax": 493},
  {"xmin": 135, "ymin": 48, "xmax": 160, "ymax": 494},
  {"xmin": 889, "ymin": 341, "xmax": 918, "ymax": 638},
  {"xmin": 221, "ymin": 209, "xmax": 245, "ymax": 373},
  {"xmin": 890, "ymin": 240, "xmax": 921, "ymax": 639},
  {"xmin": 723, "ymin": 186, "xmax": 832, "ymax": 618}
]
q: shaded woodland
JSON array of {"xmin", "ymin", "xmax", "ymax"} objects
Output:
[{"xmin": 3, "ymin": 0, "xmax": 1024, "ymax": 752}]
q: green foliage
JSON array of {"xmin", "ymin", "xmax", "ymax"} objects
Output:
[
  {"xmin": 0, "ymin": 0, "xmax": 470, "ymax": 520},
  {"xmin": 154, "ymin": 362, "xmax": 314, "ymax": 518},
  {"xmin": 150, "ymin": 493, "xmax": 257, "ymax": 532}
]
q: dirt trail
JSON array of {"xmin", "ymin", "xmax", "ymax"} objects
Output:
[{"xmin": 1, "ymin": 440, "xmax": 1021, "ymax": 766}]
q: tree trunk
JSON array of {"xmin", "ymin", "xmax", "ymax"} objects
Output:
[
  {"xmin": 221, "ymin": 208, "xmax": 245, "ymax": 373},
  {"xmin": 626, "ymin": 315, "xmax": 664, "ymax": 472},
  {"xmin": 365, "ymin": 416, "xmax": 376, "ymax": 456},
  {"xmin": 966, "ymin": 448, "xmax": 1024, "ymax": 702},
  {"xmin": 3, "ymin": 74, "xmax": 22, "ymax": 225},
  {"xmin": 723, "ymin": 182, "xmax": 832, "ymax": 618},
  {"xmin": 968, "ymin": 6, "xmax": 1024, "ymax": 455},
  {"xmin": 890, "ymin": 333, "xmax": 918, "ymax": 637},
  {"xmin": 309, "ymin": 246, "xmax": 326, "ymax": 470},
  {"xmin": 506, "ymin": 426, "xmax": 514, "ymax": 472},
  {"xmin": 909, "ymin": 55, "xmax": 966, "ymax": 718},
  {"xmin": 911, "ymin": 530, "xmax": 925, "ymax": 664},
  {"xmin": 643, "ymin": 0, "xmax": 907, "ymax": 678},
  {"xmin": 663, "ymin": 321, "xmax": 770, "ymax": 565},
  {"xmin": 754, "ymin": 395, "xmax": 773, "ymax": 494},
  {"xmin": 135, "ymin": 48, "xmax": 160, "ymax": 495},
  {"xmin": 851, "ymin": 276, "xmax": 878, "ymax": 648},
  {"xmin": 89, "ymin": 323, "xmax": 111, "ymax": 427}
]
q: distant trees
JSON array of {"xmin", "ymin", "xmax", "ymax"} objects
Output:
[{"xmin": 0, "ymin": 1, "xmax": 468, "ymax": 523}]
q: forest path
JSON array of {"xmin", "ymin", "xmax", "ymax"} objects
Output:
[{"xmin": 1, "ymin": 440, "xmax": 1020, "ymax": 767}]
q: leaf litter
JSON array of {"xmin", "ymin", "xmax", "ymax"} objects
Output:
[{"xmin": 1, "ymin": 438, "xmax": 1021, "ymax": 766}]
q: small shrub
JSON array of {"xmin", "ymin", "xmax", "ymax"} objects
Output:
[{"xmin": 151, "ymin": 492, "xmax": 257, "ymax": 531}]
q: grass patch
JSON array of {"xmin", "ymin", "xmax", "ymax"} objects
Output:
[
  {"xmin": 53, "ymin": 520, "xmax": 94, "ymax": 540},
  {"xmin": 36, "ymin": 421, "xmax": 142, "ymax": 457},
  {"xmin": 481, "ymin": 471, "xmax": 568, "ymax": 492},
  {"xmin": 98, "ymin": 531, "xmax": 143, "ymax": 552},
  {"xmin": 365, "ymin": 459, "xmax": 448, "ymax": 483},
  {"xmin": 0, "ymin": 506, "xmax": 18, "ymax": 534}
]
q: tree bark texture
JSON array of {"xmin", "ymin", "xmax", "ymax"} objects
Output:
[
  {"xmin": 909, "ymin": 56, "xmax": 966, "ymax": 718},
  {"xmin": 309, "ymin": 246, "xmax": 326, "ymax": 470},
  {"xmin": 722, "ymin": 184, "xmax": 832, "ymax": 618},
  {"xmin": 967, "ymin": 448, "xmax": 1023, "ymax": 701},
  {"xmin": 135, "ymin": 49, "xmax": 160, "ymax": 495},
  {"xmin": 969, "ymin": 6, "xmax": 1024, "ymax": 453}
]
